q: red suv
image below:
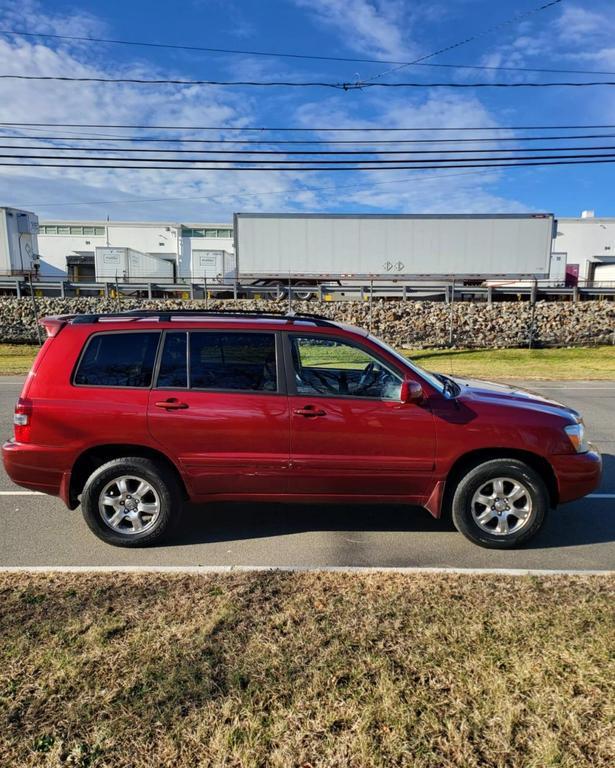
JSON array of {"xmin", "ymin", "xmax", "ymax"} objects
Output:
[{"xmin": 2, "ymin": 310, "xmax": 601, "ymax": 549}]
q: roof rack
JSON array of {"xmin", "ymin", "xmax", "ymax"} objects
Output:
[{"xmin": 70, "ymin": 308, "xmax": 340, "ymax": 328}]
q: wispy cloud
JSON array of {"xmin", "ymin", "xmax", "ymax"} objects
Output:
[
  {"xmin": 0, "ymin": 2, "xmax": 306, "ymax": 220},
  {"xmin": 292, "ymin": 92, "xmax": 528, "ymax": 213},
  {"xmin": 0, "ymin": 0, "xmax": 537, "ymax": 219},
  {"xmin": 292, "ymin": 0, "xmax": 415, "ymax": 60}
]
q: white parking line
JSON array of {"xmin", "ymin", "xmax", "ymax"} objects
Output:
[
  {"xmin": 536, "ymin": 387, "xmax": 615, "ymax": 390},
  {"xmin": 0, "ymin": 565, "xmax": 613, "ymax": 576},
  {"xmin": 587, "ymin": 493, "xmax": 615, "ymax": 499},
  {"xmin": 0, "ymin": 490, "xmax": 43, "ymax": 495}
]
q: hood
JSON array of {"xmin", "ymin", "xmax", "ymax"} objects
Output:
[{"xmin": 451, "ymin": 376, "xmax": 581, "ymax": 422}]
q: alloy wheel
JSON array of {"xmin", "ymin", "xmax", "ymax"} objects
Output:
[
  {"xmin": 470, "ymin": 476, "xmax": 533, "ymax": 536},
  {"xmin": 98, "ymin": 475, "xmax": 161, "ymax": 535}
]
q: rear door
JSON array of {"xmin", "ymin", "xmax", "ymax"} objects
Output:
[
  {"xmin": 286, "ymin": 334, "xmax": 436, "ymax": 499},
  {"xmin": 147, "ymin": 329, "xmax": 290, "ymax": 497}
]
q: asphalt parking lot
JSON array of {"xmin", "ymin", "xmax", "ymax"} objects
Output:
[{"xmin": 0, "ymin": 375, "xmax": 613, "ymax": 570}]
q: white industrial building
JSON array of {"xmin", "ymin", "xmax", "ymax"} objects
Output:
[
  {"xmin": 552, "ymin": 211, "xmax": 615, "ymax": 283},
  {"xmin": 35, "ymin": 220, "xmax": 234, "ymax": 282},
  {"xmin": 1, "ymin": 208, "xmax": 614, "ymax": 286}
]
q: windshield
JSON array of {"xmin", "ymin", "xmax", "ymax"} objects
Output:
[{"xmin": 368, "ymin": 335, "xmax": 445, "ymax": 394}]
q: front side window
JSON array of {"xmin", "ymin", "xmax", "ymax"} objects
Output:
[
  {"xmin": 75, "ymin": 332, "xmax": 160, "ymax": 387},
  {"xmin": 291, "ymin": 336, "xmax": 402, "ymax": 400}
]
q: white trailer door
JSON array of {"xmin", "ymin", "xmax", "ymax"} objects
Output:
[{"xmin": 193, "ymin": 250, "xmax": 223, "ymax": 280}]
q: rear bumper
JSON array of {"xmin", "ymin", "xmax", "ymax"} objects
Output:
[
  {"xmin": 2, "ymin": 439, "xmax": 72, "ymax": 505},
  {"xmin": 551, "ymin": 448, "xmax": 602, "ymax": 504}
]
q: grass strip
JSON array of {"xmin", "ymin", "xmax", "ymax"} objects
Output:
[
  {"xmin": 0, "ymin": 572, "xmax": 613, "ymax": 767},
  {"xmin": 1, "ymin": 343, "xmax": 614, "ymax": 380},
  {"xmin": 0, "ymin": 344, "xmax": 40, "ymax": 375},
  {"xmin": 405, "ymin": 346, "xmax": 615, "ymax": 381}
]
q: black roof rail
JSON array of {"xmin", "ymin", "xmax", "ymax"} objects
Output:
[{"xmin": 70, "ymin": 308, "xmax": 340, "ymax": 328}]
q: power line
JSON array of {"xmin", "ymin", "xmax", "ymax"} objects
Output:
[
  {"xmin": 4, "ymin": 132, "xmax": 615, "ymax": 145},
  {"xmin": 360, "ymin": 0, "xmax": 564, "ymax": 84},
  {"xmin": 3, "ymin": 73, "xmax": 614, "ymax": 88},
  {"xmin": 4, "ymin": 143, "xmax": 615, "ymax": 156},
  {"xmin": 4, "ymin": 157, "xmax": 615, "ymax": 171},
  {"xmin": 2, "ymin": 121, "xmax": 614, "ymax": 132},
  {"xmin": 2, "ymin": 22, "xmax": 613, "ymax": 78},
  {"xmin": 6, "ymin": 150, "xmax": 615, "ymax": 166}
]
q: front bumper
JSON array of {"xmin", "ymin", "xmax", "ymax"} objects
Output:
[
  {"xmin": 551, "ymin": 447, "xmax": 602, "ymax": 504},
  {"xmin": 2, "ymin": 439, "xmax": 72, "ymax": 505}
]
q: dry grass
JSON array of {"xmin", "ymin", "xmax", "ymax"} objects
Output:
[
  {"xmin": 0, "ymin": 572, "xmax": 613, "ymax": 767},
  {"xmin": 2, "ymin": 343, "xmax": 615, "ymax": 380},
  {"xmin": 406, "ymin": 346, "xmax": 615, "ymax": 380},
  {"xmin": 0, "ymin": 344, "xmax": 40, "ymax": 375}
]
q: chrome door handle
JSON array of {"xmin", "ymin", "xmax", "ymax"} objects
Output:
[
  {"xmin": 294, "ymin": 406, "xmax": 327, "ymax": 417},
  {"xmin": 154, "ymin": 399, "xmax": 189, "ymax": 410}
]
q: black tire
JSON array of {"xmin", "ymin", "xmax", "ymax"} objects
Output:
[
  {"xmin": 81, "ymin": 457, "xmax": 182, "ymax": 547},
  {"xmin": 293, "ymin": 281, "xmax": 314, "ymax": 301},
  {"xmin": 451, "ymin": 458, "xmax": 548, "ymax": 549},
  {"xmin": 269, "ymin": 281, "xmax": 287, "ymax": 301}
]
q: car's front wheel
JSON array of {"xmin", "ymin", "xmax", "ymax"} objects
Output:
[
  {"xmin": 81, "ymin": 457, "xmax": 181, "ymax": 547},
  {"xmin": 451, "ymin": 458, "xmax": 549, "ymax": 549}
]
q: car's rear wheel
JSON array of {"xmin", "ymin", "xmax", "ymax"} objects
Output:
[
  {"xmin": 81, "ymin": 457, "xmax": 181, "ymax": 547},
  {"xmin": 451, "ymin": 458, "xmax": 548, "ymax": 549}
]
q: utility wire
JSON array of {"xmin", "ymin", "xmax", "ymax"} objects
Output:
[
  {"xmin": 6, "ymin": 151, "xmax": 615, "ymax": 165},
  {"xmin": 359, "ymin": 0, "xmax": 564, "ymax": 85},
  {"xmin": 3, "ymin": 20, "xmax": 613, "ymax": 78},
  {"xmin": 4, "ymin": 143, "xmax": 615, "ymax": 156},
  {"xmin": 3, "ymin": 157, "xmax": 614, "ymax": 171},
  {"xmin": 3, "ymin": 73, "xmax": 614, "ymax": 88},
  {"xmin": 4, "ymin": 132, "xmax": 615, "ymax": 145},
  {"xmin": 2, "ymin": 121, "xmax": 614, "ymax": 131}
]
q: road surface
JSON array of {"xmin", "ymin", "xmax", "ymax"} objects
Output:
[{"xmin": 1, "ymin": 376, "xmax": 613, "ymax": 570}]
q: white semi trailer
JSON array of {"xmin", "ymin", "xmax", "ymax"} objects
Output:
[
  {"xmin": 95, "ymin": 247, "xmax": 175, "ymax": 283},
  {"xmin": 232, "ymin": 213, "xmax": 557, "ymax": 293}
]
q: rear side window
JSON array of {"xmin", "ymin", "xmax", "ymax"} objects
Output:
[
  {"xmin": 156, "ymin": 331, "xmax": 277, "ymax": 392},
  {"xmin": 191, "ymin": 332, "xmax": 277, "ymax": 391},
  {"xmin": 157, "ymin": 331, "xmax": 188, "ymax": 388},
  {"xmin": 75, "ymin": 332, "xmax": 160, "ymax": 387}
]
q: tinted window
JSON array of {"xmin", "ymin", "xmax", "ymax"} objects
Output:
[
  {"xmin": 75, "ymin": 332, "xmax": 159, "ymax": 387},
  {"xmin": 291, "ymin": 336, "xmax": 401, "ymax": 400},
  {"xmin": 189, "ymin": 332, "xmax": 277, "ymax": 391},
  {"xmin": 157, "ymin": 332, "xmax": 188, "ymax": 388}
]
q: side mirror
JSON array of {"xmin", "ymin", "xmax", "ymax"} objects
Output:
[{"xmin": 400, "ymin": 378, "xmax": 423, "ymax": 404}]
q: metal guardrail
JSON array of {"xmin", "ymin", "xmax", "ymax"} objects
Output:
[{"xmin": 0, "ymin": 277, "xmax": 614, "ymax": 301}]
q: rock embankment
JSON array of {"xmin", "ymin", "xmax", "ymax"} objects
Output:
[{"xmin": 0, "ymin": 297, "xmax": 612, "ymax": 348}]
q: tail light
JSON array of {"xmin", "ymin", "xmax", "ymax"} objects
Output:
[{"xmin": 14, "ymin": 398, "xmax": 32, "ymax": 442}]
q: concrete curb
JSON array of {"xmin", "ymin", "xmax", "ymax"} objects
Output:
[{"xmin": 0, "ymin": 565, "xmax": 613, "ymax": 576}]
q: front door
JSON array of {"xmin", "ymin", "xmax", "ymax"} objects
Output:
[
  {"xmin": 147, "ymin": 329, "xmax": 290, "ymax": 497},
  {"xmin": 286, "ymin": 334, "xmax": 436, "ymax": 499}
]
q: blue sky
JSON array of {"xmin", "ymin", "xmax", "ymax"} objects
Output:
[{"xmin": 0, "ymin": 0, "xmax": 614, "ymax": 222}]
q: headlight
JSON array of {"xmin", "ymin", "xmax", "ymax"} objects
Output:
[{"xmin": 564, "ymin": 422, "xmax": 589, "ymax": 453}]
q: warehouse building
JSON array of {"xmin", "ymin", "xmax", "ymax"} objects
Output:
[
  {"xmin": 1, "ymin": 209, "xmax": 613, "ymax": 286},
  {"xmin": 553, "ymin": 211, "xmax": 615, "ymax": 283},
  {"xmin": 35, "ymin": 220, "xmax": 234, "ymax": 281}
]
